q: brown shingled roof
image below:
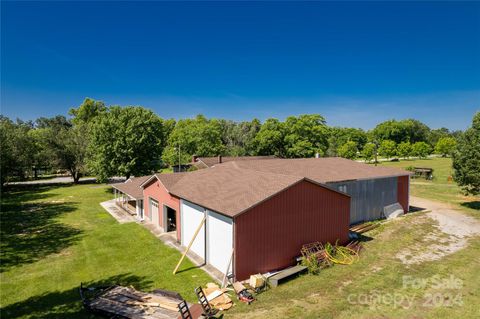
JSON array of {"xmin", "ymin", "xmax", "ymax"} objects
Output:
[
  {"xmin": 139, "ymin": 172, "xmax": 188, "ymax": 190},
  {"xmin": 126, "ymin": 158, "xmax": 409, "ymax": 217},
  {"xmin": 111, "ymin": 175, "xmax": 151, "ymax": 199},
  {"xmin": 169, "ymin": 157, "xmax": 410, "ymax": 217},
  {"xmin": 228, "ymin": 157, "xmax": 411, "ymax": 183},
  {"xmin": 155, "ymin": 172, "xmax": 187, "ymax": 189},
  {"xmin": 194, "ymin": 155, "xmax": 277, "ymax": 168},
  {"xmin": 169, "ymin": 165, "xmax": 304, "ymax": 217}
]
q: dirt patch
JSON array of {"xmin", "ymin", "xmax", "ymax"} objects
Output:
[{"xmin": 396, "ymin": 196, "xmax": 480, "ymax": 265}]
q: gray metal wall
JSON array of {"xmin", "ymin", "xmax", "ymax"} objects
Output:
[{"xmin": 328, "ymin": 177, "xmax": 398, "ymax": 224}]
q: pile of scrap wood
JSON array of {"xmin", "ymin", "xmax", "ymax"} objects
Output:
[
  {"xmin": 80, "ymin": 284, "xmax": 185, "ymax": 319},
  {"xmin": 202, "ymin": 283, "xmax": 233, "ymax": 311},
  {"xmin": 349, "ymin": 222, "xmax": 379, "ymax": 234}
]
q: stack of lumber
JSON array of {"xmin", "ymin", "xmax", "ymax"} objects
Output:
[
  {"xmin": 86, "ymin": 286, "xmax": 184, "ymax": 319},
  {"xmin": 203, "ymin": 283, "xmax": 233, "ymax": 311},
  {"xmin": 349, "ymin": 223, "xmax": 379, "ymax": 234}
]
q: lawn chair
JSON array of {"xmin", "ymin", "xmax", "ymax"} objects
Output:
[{"xmin": 194, "ymin": 287, "xmax": 219, "ymax": 318}]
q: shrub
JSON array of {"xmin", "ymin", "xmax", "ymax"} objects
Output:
[{"xmin": 301, "ymin": 253, "xmax": 321, "ymax": 275}]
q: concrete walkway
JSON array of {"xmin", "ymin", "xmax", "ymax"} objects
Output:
[
  {"xmin": 8, "ymin": 176, "xmax": 97, "ymax": 185},
  {"xmin": 100, "ymin": 199, "xmax": 137, "ymax": 224}
]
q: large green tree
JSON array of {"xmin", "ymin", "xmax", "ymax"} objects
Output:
[
  {"xmin": 89, "ymin": 106, "xmax": 166, "ymax": 181},
  {"xmin": 68, "ymin": 98, "xmax": 106, "ymax": 125},
  {"xmin": 373, "ymin": 119, "xmax": 430, "ymax": 144},
  {"xmin": 283, "ymin": 114, "xmax": 329, "ymax": 158},
  {"xmin": 453, "ymin": 112, "xmax": 480, "ymax": 195},
  {"xmin": 53, "ymin": 125, "xmax": 89, "ymax": 183},
  {"xmin": 28, "ymin": 128, "xmax": 54, "ymax": 178},
  {"xmin": 379, "ymin": 140, "xmax": 397, "ymax": 159},
  {"xmin": 327, "ymin": 127, "xmax": 367, "ymax": 156},
  {"xmin": 397, "ymin": 141, "xmax": 412, "ymax": 159},
  {"xmin": 337, "ymin": 141, "xmax": 358, "ymax": 160},
  {"xmin": 361, "ymin": 143, "xmax": 376, "ymax": 163},
  {"xmin": 254, "ymin": 118, "xmax": 286, "ymax": 157},
  {"xmin": 435, "ymin": 137, "xmax": 457, "ymax": 157},
  {"xmin": 427, "ymin": 127, "xmax": 451, "ymax": 146},
  {"xmin": 411, "ymin": 141, "xmax": 432, "ymax": 159},
  {"xmin": 219, "ymin": 119, "xmax": 261, "ymax": 156},
  {"xmin": 162, "ymin": 115, "xmax": 224, "ymax": 166},
  {"xmin": 254, "ymin": 115, "xmax": 329, "ymax": 158},
  {"xmin": 0, "ymin": 117, "xmax": 33, "ymax": 185},
  {"xmin": 38, "ymin": 99, "xmax": 105, "ymax": 183}
]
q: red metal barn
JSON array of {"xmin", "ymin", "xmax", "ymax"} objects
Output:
[
  {"xmin": 233, "ymin": 179, "xmax": 350, "ymax": 280},
  {"xmin": 169, "ymin": 165, "xmax": 351, "ymax": 281}
]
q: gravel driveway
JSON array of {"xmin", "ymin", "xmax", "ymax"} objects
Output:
[{"xmin": 397, "ymin": 196, "xmax": 480, "ymax": 265}]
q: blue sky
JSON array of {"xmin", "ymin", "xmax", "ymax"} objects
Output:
[{"xmin": 1, "ymin": 1, "xmax": 479, "ymax": 130}]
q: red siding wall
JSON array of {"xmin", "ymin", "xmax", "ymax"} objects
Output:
[
  {"xmin": 143, "ymin": 179, "xmax": 181, "ymax": 241},
  {"xmin": 397, "ymin": 175, "xmax": 410, "ymax": 213},
  {"xmin": 234, "ymin": 180, "xmax": 350, "ymax": 280}
]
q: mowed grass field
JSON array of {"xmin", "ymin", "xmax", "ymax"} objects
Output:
[{"xmin": 0, "ymin": 183, "xmax": 211, "ymax": 318}]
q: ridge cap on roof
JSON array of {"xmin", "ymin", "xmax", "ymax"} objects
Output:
[{"xmin": 225, "ymin": 160, "xmax": 307, "ymax": 179}]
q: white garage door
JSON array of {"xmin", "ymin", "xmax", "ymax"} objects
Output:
[
  {"xmin": 150, "ymin": 198, "xmax": 160, "ymax": 228},
  {"xmin": 181, "ymin": 200, "xmax": 205, "ymax": 260},
  {"xmin": 207, "ymin": 210, "xmax": 233, "ymax": 273}
]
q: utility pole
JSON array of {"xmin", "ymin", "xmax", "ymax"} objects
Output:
[{"xmin": 178, "ymin": 144, "xmax": 181, "ymax": 172}]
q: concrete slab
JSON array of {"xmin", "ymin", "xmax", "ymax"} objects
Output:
[{"xmin": 100, "ymin": 199, "xmax": 137, "ymax": 224}]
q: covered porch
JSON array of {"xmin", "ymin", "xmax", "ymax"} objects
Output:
[{"xmin": 111, "ymin": 181, "xmax": 145, "ymax": 220}]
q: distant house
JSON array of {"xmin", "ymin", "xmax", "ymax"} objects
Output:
[
  {"xmin": 110, "ymin": 157, "xmax": 410, "ymax": 281},
  {"xmin": 191, "ymin": 155, "xmax": 277, "ymax": 169}
]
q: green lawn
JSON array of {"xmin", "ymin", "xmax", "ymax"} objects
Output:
[{"xmin": 0, "ymin": 183, "xmax": 211, "ymax": 318}]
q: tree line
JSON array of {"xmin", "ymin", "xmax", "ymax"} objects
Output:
[{"xmin": 1, "ymin": 98, "xmax": 478, "ymax": 194}]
